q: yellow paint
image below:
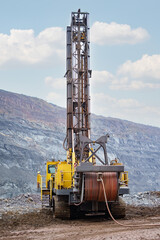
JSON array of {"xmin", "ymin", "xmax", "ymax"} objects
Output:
[
  {"xmin": 110, "ymin": 158, "xmax": 123, "ymax": 166},
  {"xmin": 67, "ymin": 150, "xmax": 70, "ymax": 163},
  {"xmin": 89, "ymin": 148, "xmax": 93, "ymax": 163},
  {"xmin": 124, "ymin": 171, "xmax": 129, "ymax": 186},
  {"xmin": 72, "ymin": 152, "xmax": 75, "ymax": 170},
  {"xmin": 72, "ymin": 152, "xmax": 76, "ymax": 185},
  {"xmin": 110, "ymin": 159, "xmax": 129, "ymax": 187},
  {"xmin": 37, "ymin": 172, "xmax": 41, "ymax": 188},
  {"xmin": 54, "ymin": 161, "xmax": 72, "ymax": 189},
  {"xmin": 40, "ymin": 175, "xmax": 42, "ymax": 200},
  {"xmin": 46, "ymin": 161, "xmax": 58, "ymax": 188},
  {"xmin": 50, "ymin": 177, "xmax": 53, "ymax": 203},
  {"xmin": 120, "ymin": 171, "xmax": 129, "ymax": 187},
  {"xmin": 38, "ymin": 156, "xmax": 73, "ymax": 204}
]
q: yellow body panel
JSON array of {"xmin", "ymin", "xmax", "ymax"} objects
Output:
[
  {"xmin": 120, "ymin": 171, "xmax": 129, "ymax": 186},
  {"xmin": 37, "ymin": 156, "xmax": 129, "ymax": 203},
  {"xmin": 54, "ymin": 162, "xmax": 72, "ymax": 189},
  {"xmin": 110, "ymin": 159, "xmax": 129, "ymax": 187}
]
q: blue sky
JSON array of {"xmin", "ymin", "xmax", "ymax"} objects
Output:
[{"xmin": 0, "ymin": 0, "xmax": 160, "ymax": 127}]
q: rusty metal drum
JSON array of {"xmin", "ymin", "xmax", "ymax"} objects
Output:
[{"xmin": 85, "ymin": 172, "xmax": 118, "ymax": 202}]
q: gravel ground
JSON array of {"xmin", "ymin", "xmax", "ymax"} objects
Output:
[
  {"xmin": 0, "ymin": 192, "xmax": 42, "ymax": 218},
  {"xmin": 0, "ymin": 191, "xmax": 160, "ymax": 217},
  {"xmin": 0, "ymin": 192, "xmax": 160, "ymax": 240}
]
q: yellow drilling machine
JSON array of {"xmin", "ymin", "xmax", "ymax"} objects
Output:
[{"xmin": 37, "ymin": 9, "xmax": 129, "ymax": 219}]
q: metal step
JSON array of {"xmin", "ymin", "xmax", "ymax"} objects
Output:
[{"xmin": 42, "ymin": 195, "xmax": 50, "ymax": 208}]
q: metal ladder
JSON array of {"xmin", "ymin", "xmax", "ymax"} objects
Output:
[
  {"xmin": 42, "ymin": 191, "xmax": 50, "ymax": 208},
  {"xmin": 40, "ymin": 176, "xmax": 50, "ymax": 208}
]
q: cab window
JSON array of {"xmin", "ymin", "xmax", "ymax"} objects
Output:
[{"xmin": 48, "ymin": 165, "xmax": 55, "ymax": 174}]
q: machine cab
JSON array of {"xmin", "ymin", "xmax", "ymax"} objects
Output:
[{"xmin": 46, "ymin": 160, "xmax": 58, "ymax": 189}]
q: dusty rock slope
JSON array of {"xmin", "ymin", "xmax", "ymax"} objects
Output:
[{"xmin": 0, "ymin": 89, "xmax": 160, "ymax": 198}]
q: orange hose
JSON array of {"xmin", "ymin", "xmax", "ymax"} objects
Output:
[{"xmin": 100, "ymin": 177, "xmax": 160, "ymax": 228}]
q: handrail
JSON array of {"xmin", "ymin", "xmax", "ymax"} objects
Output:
[
  {"xmin": 50, "ymin": 177, "xmax": 53, "ymax": 204},
  {"xmin": 40, "ymin": 175, "xmax": 47, "ymax": 200},
  {"xmin": 40, "ymin": 175, "xmax": 42, "ymax": 200}
]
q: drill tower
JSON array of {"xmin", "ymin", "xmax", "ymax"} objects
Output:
[
  {"xmin": 66, "ymin": 10, "xmax": 91, "ymax": 159},
  {"xmin": 38, "ymin": 9, "xmax": 129, "ymax": 219}
]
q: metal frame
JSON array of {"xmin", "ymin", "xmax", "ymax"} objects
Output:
[
  {"xmin": 65, "ymin": 10, "xmax": 91, "ymax": 159},
  {"xmin": 76, "ymin": 162, "xmax": 124, "ymax": 173},
  {"xmin": 119, "ymin": 187, "xmax": 130, "ymax": 195},
  {"xmin": 79, "ymin": 134, "xmax": 110, "ymax": 164}
]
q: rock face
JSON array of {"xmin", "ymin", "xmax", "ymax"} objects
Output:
[
  {"xmin": 91, "ymin": 115, "xmax": 160, "ymax": 193},
  {"xmin": 0, "ymin": 89, "xmax": 160, "ymax": 198}
]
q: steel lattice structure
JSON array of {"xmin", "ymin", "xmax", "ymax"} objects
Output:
[{"xmin": 65, "ymin": 10, "xmax": 91, "ymax": 159}]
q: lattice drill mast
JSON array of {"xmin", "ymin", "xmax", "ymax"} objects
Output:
[{"xmin": 65, "ymin": 10, "xmax": 92, "ymax": 160}]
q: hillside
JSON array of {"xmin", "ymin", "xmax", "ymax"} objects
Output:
[{"xmin": 0, "ymin": 89, "xmax": 160, "ymax": 198}]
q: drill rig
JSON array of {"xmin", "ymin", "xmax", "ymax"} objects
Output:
[{"xmin": 38, "ymin": 10, "xmax": 129, "ymax": 219}]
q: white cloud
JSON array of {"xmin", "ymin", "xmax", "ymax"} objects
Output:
[
  {"xmin": 45, "ymin": 76, "xmax": 65, "ymax": 89},
  {"xmin": 92, "ymin": 70, "xmax": 115, "ymax": 83},
  {"xmin": 46, "ymin": 92, "xmax": 65, "ymax": 107},
  {"xmin": 90, "ymin": 55, "xmax": 160, "ymax": 127},
  {"xmin": 92, "ymin": 54, "xmax": 160, "ymax": 91},
  {"xmin": 92, "ymin": 93, "xmax": 141, "ymax": 109},
  {"xmin": 46, "ymin": 92, "xmax": 61, "ymax": 101},
  {"xmin": 110, "ymin": 80, "xmax": 160, "ymax": 90},
  {"xmin": 0, "ymin": 27, "xmax": 65, "ymax": 67},
  {"xmin": 44, "ymin": 73, "xmax": 160, "ymax": 126},
  {"xmin": 91, "ymin": 93, "xmax": 160, "ymax": 127},
  {"xmin": 118, "ymin": 54, "xmax": 160, "ymax": 79},
  {"xmin": 45, "ymin": 76, "xmax": 66, "ymax": 107},
  {"xmin": 91, "ymin": 21, "xmax": 149, "ymax": 45}
]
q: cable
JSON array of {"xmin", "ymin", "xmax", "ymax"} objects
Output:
[
  {"xmin": 74, "ymin": 174, "xmax": 84, "ymax": 206},
  {"xmin": 63, "ymin": 135, "xmax": 68, "ymax": 151},
  {"xmin": 100, "ymin": 177, "xmax": 160, "ymax": 228}
]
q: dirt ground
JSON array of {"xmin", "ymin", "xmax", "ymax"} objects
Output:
[{"xmin": 0, "ymin": 206, "xmax": 160, "ymax": 240}]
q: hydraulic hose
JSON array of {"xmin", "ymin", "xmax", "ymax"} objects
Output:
[
  {"xmin": 100, "ymin": 177, "xmax": 160, "ymax": 228},
  {"xmin": 74, "ymin": 174, "xmax": 84, "ymax": 206},
  {"xmin": 63, "ymin": 135, "xmax": 68, "ymax": 151}
]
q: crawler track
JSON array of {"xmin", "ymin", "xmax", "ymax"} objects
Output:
[{"xmin": 54, "ymin": 196, "xmax": 70, "ymax": 219}]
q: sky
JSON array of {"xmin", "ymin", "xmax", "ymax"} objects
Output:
[{"xmin": 0, "ymin": 0, "xmax": 160, "ymax": 128}]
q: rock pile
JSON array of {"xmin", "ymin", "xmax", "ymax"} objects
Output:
[
  {"xmin": 123, "ymin": 191, "xmax": 160, "ymax": 207},
  {"xmin": 0, "ymin": 191, "xmax": 159, "ymax": 219},
  {"xmin": 0, "ymin": 193, "xmax": 42, "ymax": 217}
]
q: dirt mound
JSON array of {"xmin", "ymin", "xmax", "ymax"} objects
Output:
[
  {"xmin": 0, "ymin": 209, "xmax": 53, "ymax": 231},
  {"xmin": 126, "ymin": 205, "xmax": 160, "ymax": 219},
  {"xmin": 0, "ymin": 209, "xmax": 160, "ymax": 240},
  {"xmin": 0, "ymin": 204, "xmax": 160, "ymax": 231},
  {"xmin": 0, "ymin": 192, "xmax": 160, "ymax": 239}
]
